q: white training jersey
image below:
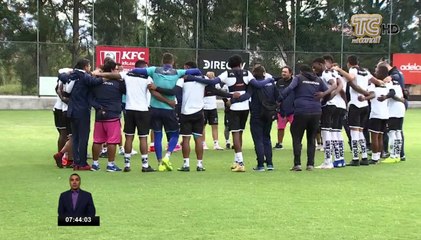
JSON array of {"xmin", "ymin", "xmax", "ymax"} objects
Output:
[
  {"xmin": 218, "ymin": 70, "xmax": 254, "ymax": 111},
  {"xmin": 388, "ymin": 82, "xmax": 406, "ymax": 118},
  {"xmin": 348, "ymin": 67, "xmax": 372, "ymax": 108},
  {"xmin": 203, "ymin": 82, "xmax": 221, "ymax": 110},
  {"xmin": 53, "ymin": 81, "xmax": 63, "ymax": 110},
  {"xmin": 368, "ymin": 83, "xmax": 391, "ymax": 120},
  {"xmin": 321, "ymin": 70, "xmax": 337, "ymax": 107},
  {"xmin": 177, "ymin": 78, "xmax": 207, "ymax": 115},
  {"xmin": 120, "ymin": 71, "xmax": 153, "ymax": 111}
]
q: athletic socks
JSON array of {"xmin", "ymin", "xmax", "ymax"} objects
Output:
[
  {"xmin": 350, "ymin": 130, "xmax": 360, "ymax": 160},
  {"xmin": 331, "ymin": 130, "xmax": 340, "ymax": 162},
  {"xmin": 372, "ymin": 152, "xmax": 381, "ymax": 161},
  {"xmin": 107, "ymin": 161, "xmax": 114, "ymax": 167},
  {"xmin": 197, "ymin": 160, "xmax": 203, "ymax": 168},
  {"xmin": 154, "ymin": 131, "xmax": 163, "ymax": 160},
  {"xmin": 321, "ymin": 130, "xmax": 332, "ymax": 164},
  {"xmin": 141, "ymin": 154, "xmax": 148, "ymax": 168},
  {"xmin": 93, "ymin": 160, "xmax": 99, "ymax": 166},
  {"xmin": 183, "ymin": 158, "xmax": 190, "ymax": 167},
  {"xmin": 235, "ymin": 152, "xmax": 244, "ymax": 165},
  {"xmin": 167, "ymin": 131, "xmax": 180, "ymax": 152}
]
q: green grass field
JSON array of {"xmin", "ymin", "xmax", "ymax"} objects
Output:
[{"xmin": 0, "ymin": 109, "xmax": 420, "ymax": 240}]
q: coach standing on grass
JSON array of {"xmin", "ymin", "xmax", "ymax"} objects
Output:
[
  {"xmin": 279, "ymin": 64, "xmax": 332, "ymax": 171},
  {"xmin": 59, "ymin": 59, "xmax": 109, "ymax": 171}
]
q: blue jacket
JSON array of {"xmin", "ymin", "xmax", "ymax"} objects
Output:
[
  {"xmin": 59, "ymin": 70, "xmax": 104, "ymax": 118},
  {"xmin": 91, "ymin": 79, "xmax": 126, "ymax": 121},
  {"xmin": 58, "ymin": 189, "xmax": 96, "ymax": 217},
  {"xmin": 276, "ymin": 77, "xmax": 294, "ymax": 117},
  {"xmin": 280, "ymin": 72, "xmax": 328, "ymax": 115}
]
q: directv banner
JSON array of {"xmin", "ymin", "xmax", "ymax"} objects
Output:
[{"xmin": 198, "ymin": 50, "xmax": 250, "ymax": 76}]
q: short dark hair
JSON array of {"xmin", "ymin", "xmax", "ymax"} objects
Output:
[
  {"xmin": 135, "ymin": 60, "xmax": 148, "ymax": 68},
  {"xmin": 312, "ymin": 57, "xmax": 325, "ymax": 65},
  {"xmin": 323, "ymin": 55, "xmax": 334, "ymax": 63},
  {"xmin": 347, "ymin": 55, "xmax": 359, "ymax": 66},
  {"xmin": 299, "ymin": 64, "xmax": 312, "ymax": 73},
  {"xmin": 103, "ymin": 57, "xmax": 113, "ymax": 64},
  {"xmin": 184, "ymin": 61, "xmax": 197, "ymax": 69},
  {"xmin": 74, "ymin": 58, "xmax": 90, "ymax": 69},
  {"xmin": 162, "ymin": 53, "xmax": 174, "ymax": 64},
  {"xmin": 376, "ymin": 65, "xmax": 389, "ymax": 80},
  {"xmin": 228, "ymin": 55, "xmax": 243, "ymax": 68},
  {"xmin": 69, "ymin": 173, "xmax": 80, "ymax": 180},
  {"xmin": 102, "ymin": 60, "xmax": 117, "ymax": 72},
  {"xmin": 281, "ymin": 66, "xmax": 293, "ymax": 74},
  {"xmin": 252, "ymin": 65, "xmax": 266, "ymax": 79}
]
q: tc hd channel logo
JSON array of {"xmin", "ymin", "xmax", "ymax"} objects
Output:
[{"xmin": 350, "ymin": 14, "xmax": 399, "ymax": 44}]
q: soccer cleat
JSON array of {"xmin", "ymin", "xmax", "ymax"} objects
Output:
[
  {"xmin": 53, "ymin": 152, "xmax": 64, "ymax": 168},
  {"xmin": 231, "ymin": 164, "xmax": 245, "ymax": 172},
  {"xmin": 369, "ymin": 159, "xmax": 379, "ymax": 165},
  {"xmin": 306, "ymin": 165, "xmax": 314, "ymax": 171},
  {"xmin": 230, "ymin": 162, "xmax": 238, "ymax": 169},
  {"xmin": 61, "ymin": 155, "xmax": 69, "ymax": 167},
  {"xmin": 118, "ymin": 147, "xmax": 125, "ymax": 155},
  {"xmin": 99, "ymin": 151, "xmax": 108, "ymax": 158},
  {"xmin": 382, "ymin": 157, "xmax": 400, "ymax": 163},
  {"xmin": 340, "ymin": 160, "xmax": 346, "ymax": 167},
  {"xmin": 226, "ymin": 143, "xmax": 231, "ymax": 149},
  {"xmin": 131, "ymin": 149, "xmax": 138, "ymax": 155},
  {"xmin": 149, "ymin": 145, "xmax": 155, "ymax": 152},
  {"xmin": 64, "ymin": 160, "xmax": 74, "ymax": 168},
  {"xmin": 360, "ymin": 158, "xmax": 370, "ymax": 166},
  {"xmin": 158, "ymin": 164, "xmax": 167, "ymax": 172},
  {"xmin": 273, "ymin": 143, "xmax": 283, "ymax": 150},
  {"xmin": 290, "ymin": 165, "xmax": 302, "ymax": 171},
  {"xmin": 213, "ymin": 145, "xmax": 224, "ymax": 150},
  {"xmin": 400, "ymin": 156, "xmax": 406, "ymax": 161},
  {"xmin": 381, "ymin": 152, "xmax": 390, "ymax": 159},
  {"xmin": 316, "ymin": 145, "xmax": 324, "ymax": 152},
  {"xmin": 333, "ymin": 160, "xmax": 342, "ymax": 168},
  {"xmin": 91, "ymin": 164, "xmax": 100, "ymax": 171},
  {"xmin": 106, "ymin": 165, "xmax": 122, "ymax": 172},
  {"xmin": 348, "ymin": 160, "xmax": 360, "ymax": 166},
  {"xmin": 142, "ymin": 166, "xmax": 156, "ymax": 172},
  {"xmin": 266, "ymin": 165, "xmax": 274, "ymax": 171},
  {"xmin": 162, "ymin": 156, "xmax": 173, "ymax": 171},
  {"xmin": 315, "ymin": 163, "xmax": 334, "ymax": 169},
  {"xmin": 123, "ymin": 166, "xmax": 131, "ymax": 172},
  {"xmin": 177, "ymin": 166, "xmax": 190, "ymax": 172},
  {"xmin": 203, "ymin": 144, "xmax": 209, "ymax": 150},
  {"xmin": 173, "ymin": 144, "xmax": 182, "ymax": 152},
  {"xmin": 253, "ymin": 166, "xmax": 265, "ymax": 172},
  {"xmin": 196, "ymin": 166, "xmax": 206, "ymax": 171}
]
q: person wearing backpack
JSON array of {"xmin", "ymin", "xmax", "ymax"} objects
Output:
[{"xmin": 230, "ymin": 66, "xmax": 278, "ymax": 171}]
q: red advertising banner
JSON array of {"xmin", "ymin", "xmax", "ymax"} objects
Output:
[
  {"xmin": 392, "ymin": 53, "xmax": 421, "ymax": 84},
  {"xmin": 95, "ymin": 46, "xmax": 149, "ymax": 71}
]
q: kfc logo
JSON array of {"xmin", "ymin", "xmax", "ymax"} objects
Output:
[{"xmin": 96, "ymin": 46, "xmax": 149, "ymax": 71}]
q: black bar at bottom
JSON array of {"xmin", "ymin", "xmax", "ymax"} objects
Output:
[{"xmin": 58, "ymin": 216, "xmax": 100, "ymax": 226}]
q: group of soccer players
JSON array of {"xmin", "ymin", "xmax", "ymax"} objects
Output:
[{"xmin": 52, "ymin": 52, "xmax": 407, "ymax": 172}]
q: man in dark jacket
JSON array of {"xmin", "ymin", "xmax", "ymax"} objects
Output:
[
  {"xmin": 58, "ymin": 59, "xmax": 107, "ymax": 170},
  {"xmin": 274, "ymin": 66, "xmax": 294, "ymax": 150},
  {"xmin": 280, "ymin": 64, "xmax": 332, "ymax": 171},
  {"xmin": 231, "ymin": 66, "xmax": 278, "ymax": 171},
  {"xmin": 58, "ymin": 173, "xmax": 96, "ymax": 217}
]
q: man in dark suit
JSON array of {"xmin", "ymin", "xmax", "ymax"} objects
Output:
[{"xmin": 58, "ymin": 173, "xmax": 96, "ymax": 217}]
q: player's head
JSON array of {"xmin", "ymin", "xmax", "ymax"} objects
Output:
[
  {"xmin": 299, "ymin": 64, "xmax": 312, "ymax": 74},
  {"xmin": 102, "ymin": 59, "xmax": 117, "ymax": 73},
  {"xmin": 135, "ymin": 60, "xmax": 148, "ymax": 68},
  {"xmin": 69, "ymin": 173, "xmax": 81, "ymax": 190},
  {"xmin": 347, "ymin": 55, "xmax": 359, "ymax": 68},
  {"xmin": 312, "ymin": 57, "xmax": 325, "ymax": 75},
  {"xmin": 323, "ymin": 55, "xmax": 334, "ymax": 69},
  {"xmin": 252, "ymin": 65, "xmax": 266, "ymax": 79},
  {"xmin": 162, "ymin": 53, "xmax": 175, "ymax": 65},
  {"xmin": 184, "ymin": 61, "xmax": 197, "ymax": 69},
  {"xmin": 74, "ymin": 58, "xmax": 91, "ymax": 72},
  {"xmin": 377, "ymin": 58, "xmax": 392, "ymax": 71},
  {"xmin": 281, "ymin": 66, "xmax": 293, "ymax": 80},
  {"xmin": 228, "ymin": 55, "xmax": 243, "ymax": 69},
  {"xmin": 375, "ymin": 65, "xmax": 389, "ymax": 81}
]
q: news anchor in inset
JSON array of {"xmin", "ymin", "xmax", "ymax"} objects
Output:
[{"xmin": 58, "ymin": 173, "xmax": 96, "ymax": 217}]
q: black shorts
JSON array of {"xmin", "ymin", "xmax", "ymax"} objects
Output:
[
  {"xmin": 53, "ymin": 109, "xmax": 66, "ymax": 130},
  {"xmin": 332, "ymin": 108, "xmax": 347, "ymax": 130},
  {"xmin": 369, "ymin": 118, "xmax": 387, "ymax": 134},
  {"xmin": 348, "ymin": 105, "xmax": 369, "ymax": 129},
  {"xmin": 123, "ymin": 110, "xmax": 150, "ymax": 137},
  {"xmin": 150, "ymin": 107, "xmax": 179, "ymax": 133},
  {"xmin": 388, "ymin": 117, "xmax": 403, "ymax": 131},
  {"xmin": 228, "ymin": 110, "xmax": 249, "ymax": 132},
  {"xmin": 321, "ymin": 105, "xmax": 336, "ymax": 130},
  {"xmin": 63, "ymin": 111, "xmax": 72, "ymax": 135},
  {"xmin": 203, "ymin": 109, "xmax": 218, "ymax": 125},
  {"xmin": 180, "ymin": 110, "xmax": 204, "ymax": 136}
]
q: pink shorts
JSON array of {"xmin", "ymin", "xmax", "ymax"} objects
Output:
[
  {"xmin": 93, "ymin": 119, "xmax": 121, "ymax": 144},
  {"xmin": 277, "ymin": 114, "xmax": 294, "ymax": 130}
]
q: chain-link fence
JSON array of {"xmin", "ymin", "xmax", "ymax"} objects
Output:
[{"xmin": 0, "ymin": 0, "xmax": 419, "ymax": 96}]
